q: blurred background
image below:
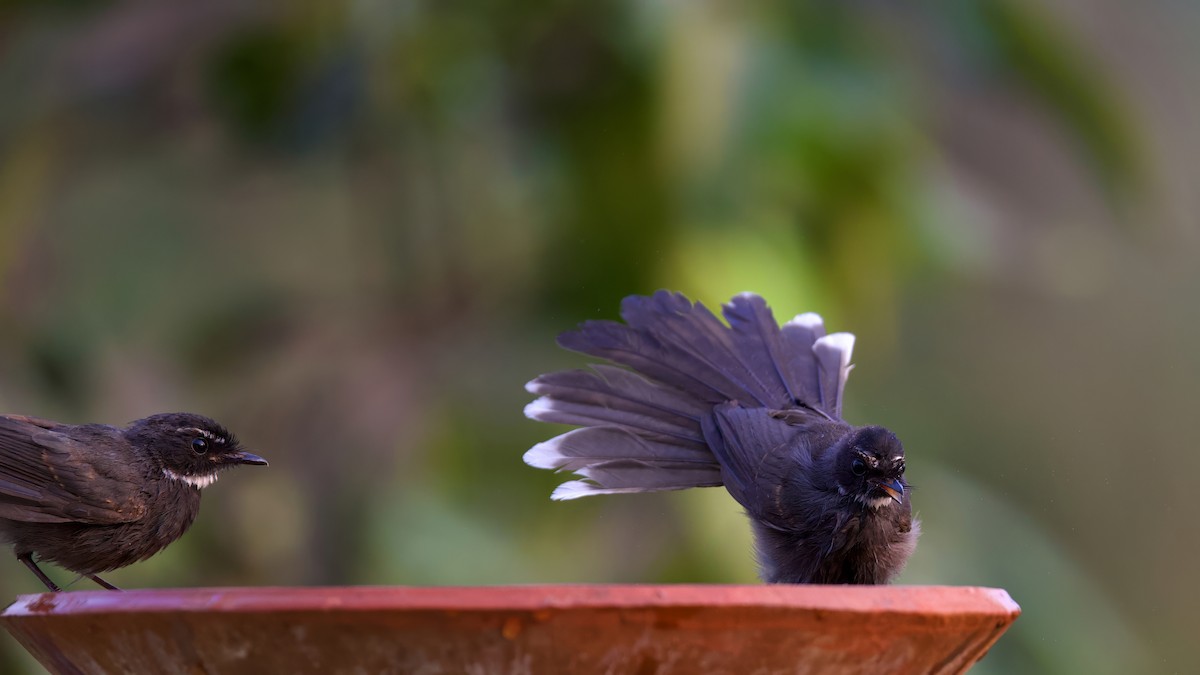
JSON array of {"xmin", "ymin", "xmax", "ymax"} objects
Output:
[{"xmin": 0, "ymin": 0, "xmax": 1195, "ymax": 672}]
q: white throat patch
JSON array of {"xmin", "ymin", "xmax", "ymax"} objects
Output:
[
  {"xmin": 164, "ymin": 468, "xmax": 219, "ymax": 489},
  {"xmin": 859, "ymin": 495, "xmax": 895, "ymax": 510},
  {"xmin": 838, "ymin": 485, "xmax": 893, "ymax": 510}
]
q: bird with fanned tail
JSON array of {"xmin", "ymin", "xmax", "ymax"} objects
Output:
[{"xmin": 523, "ymin": 291, "xmax": 919, "ymax": 584}]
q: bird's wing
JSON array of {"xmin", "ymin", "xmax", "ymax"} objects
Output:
[
  {"xmin": 0, "ymin": 416, "xmax": 147, "ymax": 524},
  {"xmin": 704, "ymin": 403, "xmax": 850, "ymax": 526}
]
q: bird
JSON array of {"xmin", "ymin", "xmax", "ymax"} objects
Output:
[
  {"xmin": 0, "ymin": 412, "xmax": 267, "ymax": 591},
  {"xmin": 523, "ymin": 291, "xmax": 919, "ymax": 584}
]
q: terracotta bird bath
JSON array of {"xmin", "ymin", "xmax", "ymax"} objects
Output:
[{"xmin": 1, "ymin": 584, "xmax": 1019, "ymax": 674}]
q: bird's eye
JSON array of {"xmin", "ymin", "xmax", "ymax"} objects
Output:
[
  {"xmin": 897, "ymin": 461, "xmax": 906, "ymax": 474},
  {"xmin": 192, "ymin": 438, "xmax": 209, "ymax": 454},
  {"xmin": 851, "ymin": 458, "xmax": 866, "ymax": 476}
]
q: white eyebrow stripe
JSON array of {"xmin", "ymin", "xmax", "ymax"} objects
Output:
[
  {"xmin": 177, "ymin": 427, "xmax": 214, "ymax": 439},
  {"xmin": 177, "ymin": 427, "xmax": 225, "ymax": 443}
]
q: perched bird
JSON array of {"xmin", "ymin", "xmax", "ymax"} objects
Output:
[
  {"xmin": 524, "ymin": 291, "xmax": 919, "ymax": 584},
  {"xmin": 0, "ymin": 412, "xmax": 267, "ymax": 591}
]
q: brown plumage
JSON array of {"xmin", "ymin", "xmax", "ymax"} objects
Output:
[{"xmin": 0, "ymin": 413, "xmax": 266, "ymax": 591}]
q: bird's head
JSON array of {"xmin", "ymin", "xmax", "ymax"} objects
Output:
[
  {"xmin": 834, "ymin": 425, "xmax": 907, "ymax": 510},
  {"xmin": 126, "ymin": 413, "xmax": 267, "ymax": 489}
]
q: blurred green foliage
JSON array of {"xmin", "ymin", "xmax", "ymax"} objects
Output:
[{"xmin": 0, "ymin": 0, "xmax": 1195, "ymax": 672}]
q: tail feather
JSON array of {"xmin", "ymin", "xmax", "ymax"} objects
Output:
[
  {"xmin": 557, "ymin": 320, "xmax": 737, "ymax": 403},
  {"xmin": 525, "ymin": 426, "xmax": 722, "ymax": 500},
  {"xmin": 550, "ymin": 475, "xmax": 721, "ymax": 500},
  {"xmin": 525, "ymin": 291, "xmax": 858, "ymax": 499},
  {"xmin": 525, "ymin": 396, "xmax": 703, "ymax": 446},
  {"xmin": 559, "ymin": 290, "xmax": 786, "ymax": 406},
  {"xmin": 620, "ymin": 292, "xmax": 775, "ymax": 405},
  {"xmin": 721, "ymin": 293, "xmax": 803, "ymax": 406},
  {"xmin": 525, "ymin": 427, "xmax": 715, "ymax": 471},
  {"xmin": 527, "ymin": 365, "xmax": 708, "ymax": 423},
  {"xmin": 565, "ymin": 459, "xmax": 723, "ymax": 498},
  {"xmin": 780, "ymin": 312, "xmax": 826, "ymax": 407},
  {"xmin": 813, "ymin": 333, "xmax": 855, "ymax": 419}
]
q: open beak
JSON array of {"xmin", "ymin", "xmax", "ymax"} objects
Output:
[
  {"xmin": 229, "ymin": 451, "xmax": 269, "ymax": 466},
  {"xmin": 876, "ymin": 478, "xmax": 904, "ymax": 504}
]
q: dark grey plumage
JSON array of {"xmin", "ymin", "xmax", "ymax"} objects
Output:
[
  {"xmin": 524, "ymin": 291, "xmax": 919, "ymax": 584},
  {"xmin": 0, "ymin": 412, "xmax": 267, "ymax": 591}
]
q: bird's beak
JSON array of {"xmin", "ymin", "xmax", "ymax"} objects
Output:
[
  {"xmin": 877, "ymin": 479, "xmax": 904, "ymax": 504},
  {"xmin": 229, "ymin": 451, "xmax": 269, "ymax": 466}
]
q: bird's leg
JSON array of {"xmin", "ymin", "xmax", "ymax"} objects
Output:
[
  {"xmin": 16, "ymin": 553, "xmax": 61, "ymax": 593},
  {"xmin": 86, "ymin": 574, "xmax": 120, "ymax": 591}
]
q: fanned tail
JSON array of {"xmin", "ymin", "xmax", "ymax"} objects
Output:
[
  {"xmin": 524, "ymin": 290, "xmax": 857, "ymax": 499},
  {"xmin": 523, "ymin": 427, "xmax": 722, "ymax": 500}
]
